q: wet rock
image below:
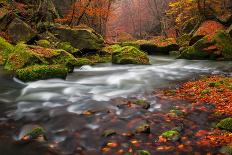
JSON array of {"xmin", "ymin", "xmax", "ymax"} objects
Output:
[
  {"xmin": 50, "ymin": 25, "xmax": 104, "ymax": 52},
  {"xmin": 7, "ymin": 18, "xmax": 36, "ymax": 44},
  {"xmin": 102, "ymin": 129, "xmax": 117, "ymax": 137},
  {"xmin": 161, "ymin": 130, "xmax": 180, "ymax": 142},
  {"xmin": 134, "ymin": 100, "xmax": 150, "ymax": 109},
  {"xmin": 136, "ymin": 150, "xmax": 151, "ymax": 155},
  {"xmin": 16, "ymin": 65, "xmax": 68, "ymax": 82},
  {"xmin": 112, "ymin": 46, "xmax": 150, "ymax": 65},
  {"xmin": 18, "ymin": 126, "xmax": 46, "ymax": 144},
  {"xmin": 135, "ymin": 123, "xmax": 150, "ymax": 134},
  {"xmin": 216, "ymin": 118, "xmax": 232, "ymax": 131}
]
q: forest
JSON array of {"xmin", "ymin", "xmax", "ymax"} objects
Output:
[{"xmin": 0, "ymin": 0, "xmax": 231, "ymax": 154}]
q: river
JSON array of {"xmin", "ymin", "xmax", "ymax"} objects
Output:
[{"xmin": 0, "ymin": 56, "xmax": 231, "ymax": 155}]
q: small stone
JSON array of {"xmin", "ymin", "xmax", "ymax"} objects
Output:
[
  {"xmin": 161, "ymin": 130, "xmax": 180, "ymax": 142},
  {"xmin": 135, "ymin": 123, "xmax": 150, "ymax": 134},
  {"xmin": 134, "ymin": 100, "xmax": 150, "ymax": 109}
]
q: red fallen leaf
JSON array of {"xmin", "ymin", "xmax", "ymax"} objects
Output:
[{"xmin": 195, "ymin": 130, "xmax": 208, "ymax": 137}]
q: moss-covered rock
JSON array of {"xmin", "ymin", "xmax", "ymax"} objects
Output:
[
  {"xmin": 36, "ymin": 40, "xmax": 51, "ymax": 48},
  {"xmin": 112, "ymin": 46, "xmax": 150, "ymax": 65},
  {"xmin": 178, "ymin": 36, "xmax": 217, "ymax": 60},
  {"xmin": 16, "ymin": 65, "xmax": 68, "ymax": 82},
  {"xmin": 216, "ymin": 118, "xmax": 232, "ymax": 131},
  {"xmin": 50, "ymin": 25, "xmax": 104, "ymax": 51},
  {"xmin": 7, "ymin": 18, "xmax": 36, "ymax": 44},
  {"xmin": 101, "ymin": 44, "xmax": 122, "ymax": 54},
  {"xmin": 4, "ymin": 43, "xmax": 41, "ymax": 71},
  {"xmin": 76, "ymin": 58, "xmax": 93, "ymax": 66},
  {"xmin": 0, "ymin": 36, "xmax": 14, "ymax": 64},
  {"xmin": 29, "ymin": 46, "xmax": 78, "ymax": 72},
  {"xmin": 120, "ymin": 39, "xmax": 179, "ymax": 55},
  {"xmin": 213, "ymin": 30, "xmax": 232, "ymax": 60},
  {"xmin": 161, "ymin": 130, "xmax": 180, "ymax": 141},
  {"xmin": 56, "ymin": 42, "xmax": 79, "ymax": 54},
  {"xmin": 177, "ymin": 34, "xmax": 192, "ymax": 47}
]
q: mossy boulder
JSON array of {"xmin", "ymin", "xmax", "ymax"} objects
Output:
[
  {"xmin": 56, "ymin": 42, "xmax": 79, "ymax": 54},
  {"xmin": 50, "ymin": 26, "xmax": 104, "ymax": 51},
  {"xmin": 212, "ymin": 30, "xmax": 232, "ymax": 60},
  {"xmin": 112, "ymin": 46, "xmax": 150, "ymax": 65},
  {"xmin": 76, "ymin": 58, "xmax": 93, "ymax": 66},
  {"xmin": 101, "ymin": 44, "xmax": 122, "ymax": 54},
  {"xmin": 177, "ymin": 34, "xmax": 192, "ymax": 47},
  {"xmin": 16, "ymin": 65, "xmax": 68, "ymax": 82},
  {"xmin": 216, "ymin": 118, "xmax": 232, "ymax": 131},
  {"xmin": 7, "ymin": 18, "xmax": 36, "ymax": 44},
  {"xmin": 161, "ymin": 130, "xmax": 180, "ymax": 141},
  {"xmin": 29, "ymin": 46, "xmax": 78, "ymax": 72},
  {"xmin": 178, "ymin": 36, "xmax": 217, "ymax": 60},
  {"xmin": 120, "ymin": 39, "xmax": 179, "ymax": 55},
  {"xmin": 4, "ymin": 44, "xmax": 41, "ymax": 71},
  {"xmin": 0, "ymin": 36, "xmax": 14, "ymax": 64},
  {"xmin": 36, "ymin": 40, "xmax": 51, "ymax": 48}
]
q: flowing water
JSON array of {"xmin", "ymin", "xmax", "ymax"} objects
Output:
[{"xmin": 0, "ymin": 56, "xmax": 231, "ymax": 155}]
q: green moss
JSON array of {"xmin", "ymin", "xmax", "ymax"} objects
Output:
[
  {"xmin": 161, "ymin": 130, "xmax": 180, "ymax": 141},
  {"xmin": 4, "ymin": 43, "xmax": 41, "ymax": 71},
  {"xmin": 112, "ymin": 46, "xmax": 150, "ymax": 65},
  {"xmin": 85, "ymin": 54, "xmax": 111, "ymax": 63},
  {"xmin": 36, "ymin": 40, "xmax": 51, "ymax": 48},
  {"xmin": 16, "ymin": 65, "xmax": 68, "ymax": 82},
  {"xmin": 57, "ymin": 42, "xmax": 79, "ymax": 54},
  {"xmin": 76, "ymin": 58, "xmax": 93, "ymax": 66},
  {"xmin": 208, "ymin": 82, "xmax": 220, "ymax": 87},
  {"xmin": 136, "ymin": 150, "xmax": 151, "ymax": 155},
  {"xmin": 216, "ymin": 118, "xmax": 232, "ymax": 131},
  {"xmin": 101, "ymin": 44, "xmax": 122, "ymax": 54},
  {"xmin": 177, "ymin": 34, "xmax": 192, "ymax": 47},
  {"xmin": 213, "ymin": 30, "xmax": 232, "ymax": 60},
  {"xmin": 0, "ymin": 37, "xmax": 15, "ymax": 64},
  {"xmin": 25, "ymin": 127, "xmax": 45, "ymax": 139},
  {"xmin": 201, "ymin": 89, "xmax": 210, "ymax": 95}
]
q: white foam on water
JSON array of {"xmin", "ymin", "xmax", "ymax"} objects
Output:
[{"xmin": 17, "ymin": 92, "xmax": 62, "ymax": 101}]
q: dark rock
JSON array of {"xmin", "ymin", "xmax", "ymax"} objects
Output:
[{"xmin": 7, "ymin": 18, "xmax": 36, "ymax": 44}]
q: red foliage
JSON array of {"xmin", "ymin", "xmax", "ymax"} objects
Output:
[{"xmin": 195, "ymin": 20, "xmax": 225, "ymax": 39}]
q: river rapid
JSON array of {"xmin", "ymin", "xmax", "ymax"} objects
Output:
[{"xmin": 0, "ymin": 56, "xmax": 231, "ymax": 155}]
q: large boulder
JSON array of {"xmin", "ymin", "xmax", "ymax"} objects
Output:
[
  {"xmin": 50, "ymin": 25, "xmax": 104, "ymax": 52},
  {"xmin": 120, "ymin": 38, "xmax": 179, "ymax": 55},
  {"xmin": 7, "ymin": 18, "xmax": 36, "ymax": 44},
  {"xmin": 213, "ymin": 30, "xmax": 232, "ymax": 60},
  {"xmin": 0, "ymin": 37, "xmax": 14, "ymax": 65},
  {"xmin": 178, "ymin": 36, "xmax": 217, "ymax": 60},
  {"xmin": 112, "ymin": 46, "xmax": 150, "ymax": 65},
  {"xmin": 4, "ymin": 43, "xmax": 79, "ymax": 72},
  {"xmin": 16, "ymin": 65, "xmax": 68, "ymax": 82},
  {"xmin": 178, "ymin": 30, "xmax": 232, "ymax": 60}
]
